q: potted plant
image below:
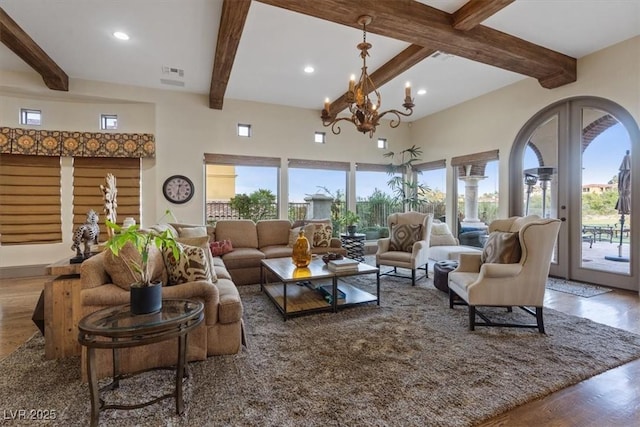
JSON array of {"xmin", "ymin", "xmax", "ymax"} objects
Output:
[
  {"xmin": 384, "ymin": 144, "xmax": 430, "ymax": 211},
  {"xmin": 339, "ymin": 210, "xmax": 360, "ymax": 235},
  {"xmin": 105, "ymin": 220, "xmax": 182, "ymax": 314}
]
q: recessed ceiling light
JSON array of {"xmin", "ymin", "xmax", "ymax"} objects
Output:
[
  {"xmin": 417, "ymin": 89, "xmax": 427, "ymax": 96},
  {"xmin": 113, "ymin": 31, "xmax": 130, "ymax": 41},
  {"xmin": 304, "ymin": 66, "xmax": 315, "ymax": 74}
]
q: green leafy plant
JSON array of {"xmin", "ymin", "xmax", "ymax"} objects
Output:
[
  {"xmin": 384, "ymin": 144, "xmax": 430, "ymax": 211},
  {"xmin": 105, "ymin": 220, "xmax": 181, "ymax": 287},
  {"xmin": 229, "ymin": 189, "xmax": 277, "ymax": 222},
  {"xmin": 338, "ymin": 210, "xmax": 360, "ymax": 226}
]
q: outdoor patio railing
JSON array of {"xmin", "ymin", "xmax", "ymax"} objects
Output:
[{"xmin": 206, "ymin": 200, "xmax": 446, "ymax": 230}]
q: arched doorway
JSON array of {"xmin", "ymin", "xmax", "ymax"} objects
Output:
[{"xmin": 509, "ymin": 97, "xmax": 639, "ymax": 291}]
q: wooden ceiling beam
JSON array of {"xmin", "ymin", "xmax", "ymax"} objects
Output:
[
  {"xmin": 255, "ymin": 0, "xmax": 576, "ymax": 89},
  {"xmin": 209, "ymin": 0, "xmax": 251, "ymax": 109},
  {"xmin": 0, "ymin": 7, "xmax": 68, "ymax": 91},
  {"xmin": 328, "ymin": 44, "xmax": 436, "ymax": 116},
  {"xmin": 452, "ymin": 0, "xmax": 514, "ymax": 31}
]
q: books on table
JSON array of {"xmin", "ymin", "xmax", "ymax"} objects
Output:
[{"xmin": 327, "ymin": 258, "xmax": 359, "ymax": 272}]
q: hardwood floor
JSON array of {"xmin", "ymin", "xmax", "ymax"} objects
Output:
[{"xmin": 1, "ymin": 275, "xmax": 639, "ymax": 425}]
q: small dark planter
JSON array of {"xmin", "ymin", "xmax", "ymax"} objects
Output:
[
  {"xmin": 130, "ymin": 283, "xmax": 162, "ymax": 315},
  {"xmin": 347, "ymin": 225, "xmax": 357, "ymax": 235}
]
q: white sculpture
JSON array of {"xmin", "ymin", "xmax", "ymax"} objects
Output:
[{"xmin": 100, "ymin": 173, "xmax": 118, "ymax": 238}]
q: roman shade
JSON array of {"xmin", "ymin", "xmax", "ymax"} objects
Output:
[{"xmin": 0, "ymin": 154, "xmax": 62, "ymax": 245}]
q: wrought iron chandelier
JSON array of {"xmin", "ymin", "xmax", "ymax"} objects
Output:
[{"xmin": 321, "ymin": 15, "xmax": 415, "ymax": 138}]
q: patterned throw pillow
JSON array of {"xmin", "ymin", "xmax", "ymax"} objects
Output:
[
  {"xmin": 210, "ymin": 239, "xmax": 233, "ymax": 257},
  {"xmin": 481, "ymin": 231, "xmax": 522, "ymax": 264},
  {"xmin": 389, "ymin": 224, "xmax": 422, "ymax": 252},
  {"xmin": 287, "ymin": 224, "xmax": 315, "ymax": 247},
  {"xmin": 163, "ymin": 243, "xmax": 213, "ymax": 286},
  {"xmin": 177, "ymin": 236, "xmax": 217, "ymax": 282},
  {"xmin": 310, "ymin": 222, "xmax": 333, "ymax": 248}
]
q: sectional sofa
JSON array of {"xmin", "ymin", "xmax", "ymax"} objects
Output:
[{"xmin": 79, "ymin": 218, "xmax": 346, "ymax": 379}]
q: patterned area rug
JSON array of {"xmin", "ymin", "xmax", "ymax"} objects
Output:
[
  {"xmin": 2, "ymin": 274, "xmax": 640, "ymax": 426},
  {"xmin": 546, "ymin": 277, "xmax": 614, "ymax": 298}
]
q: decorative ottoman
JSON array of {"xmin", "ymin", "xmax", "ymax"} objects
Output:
[{"xmin": 433, "ymin": 260, "xmax": 459, "ymax": 293}]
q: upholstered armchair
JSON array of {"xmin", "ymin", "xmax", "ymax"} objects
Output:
[
  {"xmin": 376, "ymin": 212, "xmax": 433, "ymax": 286},
  {"xmin": 448, "ymin": 215, "xmax": 561, "ymax": 333}
]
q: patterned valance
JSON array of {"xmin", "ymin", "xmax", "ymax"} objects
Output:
[{"xmin": 0, "ymin": 127, "xmax": 155, "ymax": 158}]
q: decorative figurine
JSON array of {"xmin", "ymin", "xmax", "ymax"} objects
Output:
[
  {"xmin": 100, "ymin": 173, "xmax": 117, "ymax": 239},
  {"xmin": 70, "ymin": 210, "xmax": 100, "ymax": 263}
]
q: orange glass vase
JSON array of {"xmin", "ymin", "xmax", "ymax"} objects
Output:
[{"xmin": 292, "ymin": 230, "xmax": 312, "ymax": 267}]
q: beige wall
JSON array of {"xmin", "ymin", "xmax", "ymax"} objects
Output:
[
  {"xmin": 410, "ymin": 36, "xmax": 639, "ymax": 224},
  {"xmin": 0, "ymin": 72, "xmax": 411, "ymax": 267}
]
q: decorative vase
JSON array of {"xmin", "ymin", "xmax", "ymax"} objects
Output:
[
  {"xmin": 292, "ymin": 230, "xmax": 312, "ymax": 268},
  {"xmin": 130, "ymin": 283, "xmax": 162, "ymax": 315},
  {"xmin": 347, "ymin": 225, "xmax": 357, "ymax": 235}
]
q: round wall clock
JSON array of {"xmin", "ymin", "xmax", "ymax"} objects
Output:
[{"xmin": 162, "ymin": 175, "xmax": 194, "ymax": 204}]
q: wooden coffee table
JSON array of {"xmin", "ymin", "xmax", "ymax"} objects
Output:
[{"xmin": 260, "ymin": 257, "xmax": 379, "ymax": 320}]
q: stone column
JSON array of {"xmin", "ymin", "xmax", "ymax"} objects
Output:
[
  {"xmin": 458, "ymin": 174, "xmax": 488, "ymax": 230},
  {"xmin": 304, "ymin": 193, "xmax": 334, "ymax": 219}
]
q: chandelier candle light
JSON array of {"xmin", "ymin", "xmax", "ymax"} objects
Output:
[{"xmin": 321, "ymin": 15, "xmax": 415, "ymax": 138}]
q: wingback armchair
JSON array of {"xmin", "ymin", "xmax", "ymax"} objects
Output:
[
  {"xmin": 448, "ymin": 215, "xmax": 561, "ymax": 333},
  {"xmin": 376, "ymin": 212, "xmax": 433, "ymax": 286}
]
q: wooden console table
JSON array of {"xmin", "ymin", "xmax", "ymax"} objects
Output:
[{"xmin": 34, "ymin": 258, "xmax": 83, "ymax": 359}]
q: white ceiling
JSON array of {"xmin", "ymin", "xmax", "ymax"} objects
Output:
[{"xmin": 1, "ymin": 0, "xmax": 639, "ymax": 120}]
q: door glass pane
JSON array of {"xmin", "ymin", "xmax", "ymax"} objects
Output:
[
  {"xmin": 580, "ymin": 108, "xmax": 631, "ymax": 275},
  {"xmin": 522, "ymin": 115, "xmax": 559, "ymax": 263}
]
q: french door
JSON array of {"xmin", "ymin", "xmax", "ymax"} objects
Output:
[{"xmin": 510, "ymin": 97, "xmax": 639, "ymax": 291}]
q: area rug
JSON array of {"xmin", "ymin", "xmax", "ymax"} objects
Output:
[
  {"xmin": 546, "ymin": 277, "xmax": 614, "ymax": 298},
  {"xmin": 2, "ymin": 277, "xmax": 640, "ymax": 427}
]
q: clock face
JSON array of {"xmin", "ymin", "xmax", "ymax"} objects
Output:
[{"xmin": 162, "ymin": 175, "xmax": 194, "ymax": 204}]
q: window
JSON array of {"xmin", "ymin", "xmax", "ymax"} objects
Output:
[
  {"xmin": 100, "ymin": 114, "xmax": 118, "ymax": 130},
  {"xmin": 415, "ymin": 159, "xmax": 447, "ymax": 221},
  {"xmin": 355, "ymin": 163, "xmax": 401, "ymax": 237},
  {"xmin": 20, "ymin": 108, "xmax": 41, "ymax": 126},
  {"xmin": 377, "ymin": 138, "xmax": 387, "ymax": 149},
  {"xmin": 0, "ymin": 154, "xmax": 62, "ymax": 245},
  {"xmin": 237, "ymin": 124, "xmax": 251, "ymax": 137},
  {"xmin": 73, "ymin": 157, "xmax": 141, "ymax": 236},
  {"xmin": 452, "ymin": 150, "xmax": 499, "ymax": 247},
  {"xmin": 314, "ymin": 132, "xmax": 326, "ymax": 144},
  {"xmin": 288, "ymin": 159, "xmax": 348, "ymax": 232},
  {"xmin": 204, "ymin": 153, "xmax": 280, "ymax": 223}
]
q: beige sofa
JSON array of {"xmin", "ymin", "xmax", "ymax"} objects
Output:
[
  {"xmin": 214, "ymin": 219, "xmax": 346, "ymax": 286},
  {"xmin": 80, "ymin": 234, "xmax": 244, "ymax": 380},
  {"xmin": 79, "ymin": 218, "xmax": 344, "ymax": 378}
]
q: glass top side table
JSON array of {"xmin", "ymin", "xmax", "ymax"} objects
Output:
[{"xmin": 78, "ymin": 298, "xmax": 204, "ymax": 427}]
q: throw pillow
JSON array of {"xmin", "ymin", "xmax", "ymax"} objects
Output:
[
  {"xmin": 310, "ymin": 222, "xmax": 333, "ymax": 248},
  {"xmin": 104, "ymin": 242, "xmax": 166, "ymax": 290},
  {"xmin": 179, "ymin": 226, "xmax": 208, "ymax": 238},
  {"xmin": 287, "ymin": 224, "xmax": 315, "ymax": 247},
  {"xmin": 177, "ymin": 236, "xmax": 217, "ymax": 282},
  {"xmin": 210, "ymin": 239, "xmax": 234, "ymax": 257},
  {"xmin": 481, "ymin": 231, "xmax": 522, "ymax": 264},
  {"xmin": 163, "ymin": 243, "xmax": 214, "ymax": 286},
  {"xmin": 430, "ymin": 222, "xmax": 457, "ymax": 246},
  {"xmin": 389, "ymin": 224, "xmax": 422, "ymax": 252}
]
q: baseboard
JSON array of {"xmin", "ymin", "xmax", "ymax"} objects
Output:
[{"xmin": 0, "ymin": 264, "xmax": 48, "ymax": 279}]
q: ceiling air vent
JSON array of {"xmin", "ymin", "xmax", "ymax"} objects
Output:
[{"xmin": 160, "ymin": 66, "xmax": 185, "ymax": 87}]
